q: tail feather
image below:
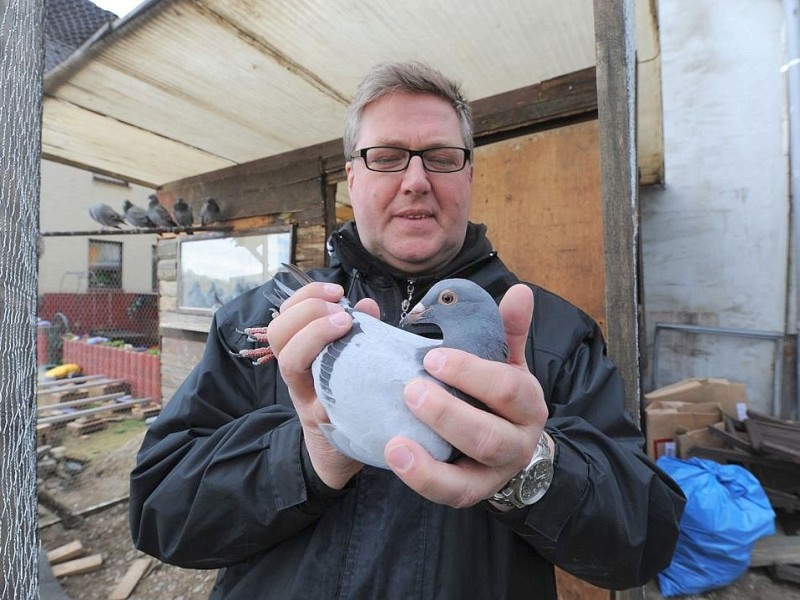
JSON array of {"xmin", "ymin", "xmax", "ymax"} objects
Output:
[{"xmin": 280, "ymin": 262, "xmax": 315, "ymax": 286}]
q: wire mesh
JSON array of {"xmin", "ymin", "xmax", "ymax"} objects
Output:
[{"xmin": 1, "ymin": 0, "xmax": 45, "ymax": 596}]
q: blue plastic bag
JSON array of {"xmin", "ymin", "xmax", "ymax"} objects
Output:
[{"xmin": 656, "ymin": 456, "xmax": 775, "ymax": 596}]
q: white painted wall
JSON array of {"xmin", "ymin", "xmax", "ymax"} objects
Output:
[
  {"xmin": 38, "ymin": 160, "xmax": 156, "ymax": 294},
  {"xmin": 641, "ymin": 0, "xmax": 789, "ymax": 414}
]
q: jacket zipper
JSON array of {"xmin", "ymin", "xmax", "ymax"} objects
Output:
[{"xmin": 399, "ymin": 278, "xmax": 416, "ymax": 320}]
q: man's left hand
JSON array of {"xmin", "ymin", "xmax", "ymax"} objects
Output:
[{"xmin": 384, "ymin": 284, "xmax": 550, "ymax": 508}]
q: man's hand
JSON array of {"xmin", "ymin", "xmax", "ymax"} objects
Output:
[
  {"xmin": 266, "ymin": 282, "xmax": 376, "ymax": 490},
  {"xmin": 384, "ymin": 284, "xmax": 549, "ymax": 508}
]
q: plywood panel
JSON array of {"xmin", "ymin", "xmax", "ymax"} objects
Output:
[
  {"xmin": 471, "ymin": 119, "xmax": 605, "ymax": 330},
  {"xmin": 473, "ymin": 121, "xmax": 609, "ymax": 599}
]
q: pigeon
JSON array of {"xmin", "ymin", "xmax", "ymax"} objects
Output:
[
  {"xmin": 122, "ymin": 200, "xmax": 155, "ymax": 228},
  {"xmin": 237, "ymin": 265, "xmax": 508, "ymax": 469},
  {"xmin": 173, "ymin": 198, "xmax": 194, "ymax": 234},
  {"xmin": 88, "ymin": 203, "xmax": 126, "ymax": 228},
  {"xmin": 200, "ymin": 197, "xmax": 221, "ymax": 226},
  {"xmin": 147, "ymin": 194, "xmax": 177, "ymax": 228}
]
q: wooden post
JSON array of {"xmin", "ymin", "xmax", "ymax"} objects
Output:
[{"xmin": 594, "ymin": 0, "xmax": 644, "ymax": 599}]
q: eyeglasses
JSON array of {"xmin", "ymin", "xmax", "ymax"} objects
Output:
[{"xmin": 352, "ymin": 146, "xmax": 471, "ymax": 173}]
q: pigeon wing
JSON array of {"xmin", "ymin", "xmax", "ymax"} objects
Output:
[{"xmin": 312, "ymin": 311, "xmax": 450, "ymax": 468}]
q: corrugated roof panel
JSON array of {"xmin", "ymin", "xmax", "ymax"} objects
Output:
[
  {"xmin": 42, "ymin": 96, "xmax": 235, "ymax": 184},
  {"xmin": 51, "ymin": 0, "xmax": 348, "ymax": 162},
  {"xmin": 41, "ymin": 0, "xmax": 662, "ymax": 187},
  {"xmin": 207, "ymin": 0, "xmax": 596, "ymax": 102}
]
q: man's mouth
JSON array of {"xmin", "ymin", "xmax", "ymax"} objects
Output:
[{"xmin": 397, "ymin": 212, "xmax": 432, "ymax": 220}]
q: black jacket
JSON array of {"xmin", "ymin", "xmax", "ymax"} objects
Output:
[{"xmin": 130, "ymin": 222, "xmax": 685, "ymax": 599}]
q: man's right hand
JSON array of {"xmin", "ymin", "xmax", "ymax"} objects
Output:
[{"xmin": 266, "ymin": 282, "xmax": 372, "ymax": 489}]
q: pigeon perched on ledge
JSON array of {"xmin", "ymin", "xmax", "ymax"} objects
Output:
[
  {"xmin": 147, "ymin": 194, "xmax": 177, "ymax": 228},
  {"xmin": 236, "ymin": 264, "xmax": 508, "ymax": 469},
  {"xmin": 200, "ymin": 197, "xmax": 221, "ymax": 226},
  {"xmin": 89, "ymin": 203, "xmax": 126, "ymax": 228},
  {"xmin": 173, "ymin": 198, "xmax": 194, "ymax": 234},
  {"xmin": 122, "ymin": 200, "xmax": 155, "ymax": 228}
]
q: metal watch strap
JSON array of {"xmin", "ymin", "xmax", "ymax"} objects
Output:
[{"xmin": 491, "ymin": 432, "xmax": 552, "ymax": 508}]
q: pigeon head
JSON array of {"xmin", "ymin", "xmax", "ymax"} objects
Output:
[{"xmin": 400, "ymin": 279, "xmax": 508, "ymax": 361}]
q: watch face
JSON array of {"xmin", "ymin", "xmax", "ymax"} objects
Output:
[{"xmin": 519, "ymin": 461, "xmax": 554, "ymax": 503}]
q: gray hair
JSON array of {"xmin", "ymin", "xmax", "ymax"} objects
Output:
[{"xmin": 343, "ymin": 61, "xmax": 473, "ymax": 159}]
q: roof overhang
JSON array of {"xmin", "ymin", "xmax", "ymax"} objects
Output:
[{"xmin": 42, "ymin": 0, "xmax": 663, "ymax": 188}]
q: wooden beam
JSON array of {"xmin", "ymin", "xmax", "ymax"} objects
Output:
[
  {"xmin": 594, "ymin": 1, "xmax": 643, "ymax": 600},
  {"xmin": 471, "ymin": 66, "xmax": 597, "ymax": 145}
]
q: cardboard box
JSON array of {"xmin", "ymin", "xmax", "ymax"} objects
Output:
[
  {"xmin": 643, "ymin": 378, "xmax": 750, "ymax": 460},
  {"xmin": 676, "ymin": 422, "xmax": 726, "ymax": 458},
  {"xmin": 644, "ymin": 378, "xmax": 749, "ymax": 420},
  {"xmin": 645, "ymin": 401, "xmax": 721, "ymax": 460}
]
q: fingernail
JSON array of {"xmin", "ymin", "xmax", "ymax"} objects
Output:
[
  {"xmin": 324, "ymin": 283, "xmax": 342, "ymax": 297},
  {"xmin": 329, "ymin": 311, "xmax": 350, "ymax": 327},
  {"xmin": 405, "ymin": 380, "xmax": 427, "ymax": 409},
  {"xmin": 387, "ymin": 444, "xmax": 414, "ymax": 472},
  {"xmin": 425, "ymin": 349, "xmax": 446, "ymax": 373}
]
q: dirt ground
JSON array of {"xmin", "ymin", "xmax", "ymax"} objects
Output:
[{"xmin": 37, "ymin": 424, "xmax": 800, "ymax": 600}]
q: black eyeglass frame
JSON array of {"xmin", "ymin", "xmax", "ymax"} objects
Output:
[{"xmin": 351, "ymin": 146, "xmax": 472, "ymax": 173}]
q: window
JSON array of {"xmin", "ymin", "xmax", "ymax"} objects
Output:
[
  {"xmin": 88, "ymin": 239, "xmax": 122, "ymax": 289},
  {"xmin": 178, "ymin": 226, "xmax": 294, "ymax": 314}
]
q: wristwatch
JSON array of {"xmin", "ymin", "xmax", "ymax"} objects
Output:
[{"xmin": 491, "ymin": 432, "xmax": 554, "ymax": 508}]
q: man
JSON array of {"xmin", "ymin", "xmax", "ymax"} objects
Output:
[{"xmin": 130, "ymin": 61, "xmax": 684, "ymax": 599}]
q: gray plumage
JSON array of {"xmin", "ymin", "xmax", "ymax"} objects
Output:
[
  {"xmin": 173, "ymin": 198, "xmax": 194, "ymax": 233},
  {"xmin": 89, "ymin": 203, "xmax": 126, "ymax": 228},
  {"xmin": 122, "ymin": 200, "xmax": 155, "ymax": 228},
  {"xmin": 200, "ymin": 197, "xmax": 221, "ymax": 226},
  {"xmin": 147, "ymin": 194, "xmax": 177, "ymax": 228},
  {"xmin": 269, "ymin": 266, "xmax": 508, "ymax": 469}
]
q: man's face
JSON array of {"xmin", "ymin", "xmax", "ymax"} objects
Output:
[{"xmin": 346, "ymin": 92, "xmax": 473, "ymax": 275}]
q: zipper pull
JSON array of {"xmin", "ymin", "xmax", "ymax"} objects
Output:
[{"xmin": 400, "ymin": 278, "xmax": 416, "ymax": 320}]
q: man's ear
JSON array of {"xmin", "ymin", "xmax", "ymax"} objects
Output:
[{"xmin": 346, "ymin": 161, "xmax": 355, "ymax": 191}]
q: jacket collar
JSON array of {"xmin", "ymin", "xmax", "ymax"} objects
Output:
[{"xmin": 327, "ymin": 220, "xmax": 496, "ymax": 287}]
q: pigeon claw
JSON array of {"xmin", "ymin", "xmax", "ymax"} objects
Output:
[
  {"xmin": 236, "ymin": 346, "xmax": 275, "ymax": 365},
  {"xmin": 242, "ymin": 326, "xmax": 270, "ymax": 343}
]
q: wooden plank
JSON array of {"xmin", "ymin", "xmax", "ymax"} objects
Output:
[
  {"xmin": 37, "ymin": 392, "xmax": 126, "ymax": 412},
  {"xmin": 772, "ymin": 563, "xmax": 800, "ymax": 585},
  {"xmin": 51, "ymin": 554, "xmax": 103, "ymax": 578},
  {"xmin": 751, "ymin": 530, "xmax": 800, "ymax": 567},
  {"xmin": 108, "ymin": 557, "xmax": 151, "ymax": 600},
  {"xmin": 38, "ymin": 378, "xmax": 128, "ymax": 397},
  {"xmin": 46, "ymin": 540, "xmax": 84, "ymax": 565},
  {"xmin": 38, "ymin": 397, "xmax": 152, "ymax": 425},
  {"xmin": 760, "ymin": 440, "xmax": 800, "ymax": 464},
  {"xmin": 704, "ymin": 423, "xmax": 756, "ymax": 453},
  {"xmin": 38, "ymin": 374, "xmax": 105, "ymax": 387}
]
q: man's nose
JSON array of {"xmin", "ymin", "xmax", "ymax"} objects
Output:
[{"xmin": 401, "ymin": 155, "xmax": 431, "ymax": 194}]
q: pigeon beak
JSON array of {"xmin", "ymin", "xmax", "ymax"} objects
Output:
[{"xmin": 399, "ymin": 302, "xmax": 432, "ymax": 327}]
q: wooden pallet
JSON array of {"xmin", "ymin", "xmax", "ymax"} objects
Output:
[
  {"xmin": 67, "ymin": 417, "xmax": 108, "ymax": 436},
  {"xmin": 131, "ymin": 403, "xmax": 161, "ymax": 420}
]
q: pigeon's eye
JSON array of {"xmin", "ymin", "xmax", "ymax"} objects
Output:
[{"xmin": 438, "ymin": 290, "xmax": 458, "ymax": 305}]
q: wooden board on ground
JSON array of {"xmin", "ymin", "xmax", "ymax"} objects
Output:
[
  {"xmin": 109, "ymin": 557, "xmax": 152, "ymax": 600},
  {"xmin": 46, "ymin": 540, "xmax": 84, "ymax": 565},
  {"xmin": 751, "ymin": 529, "xmax": 800, "ymax": 567},
  {"xmin": 51, "ymin": 554, "xmax": 103, "ymax": 578}
]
